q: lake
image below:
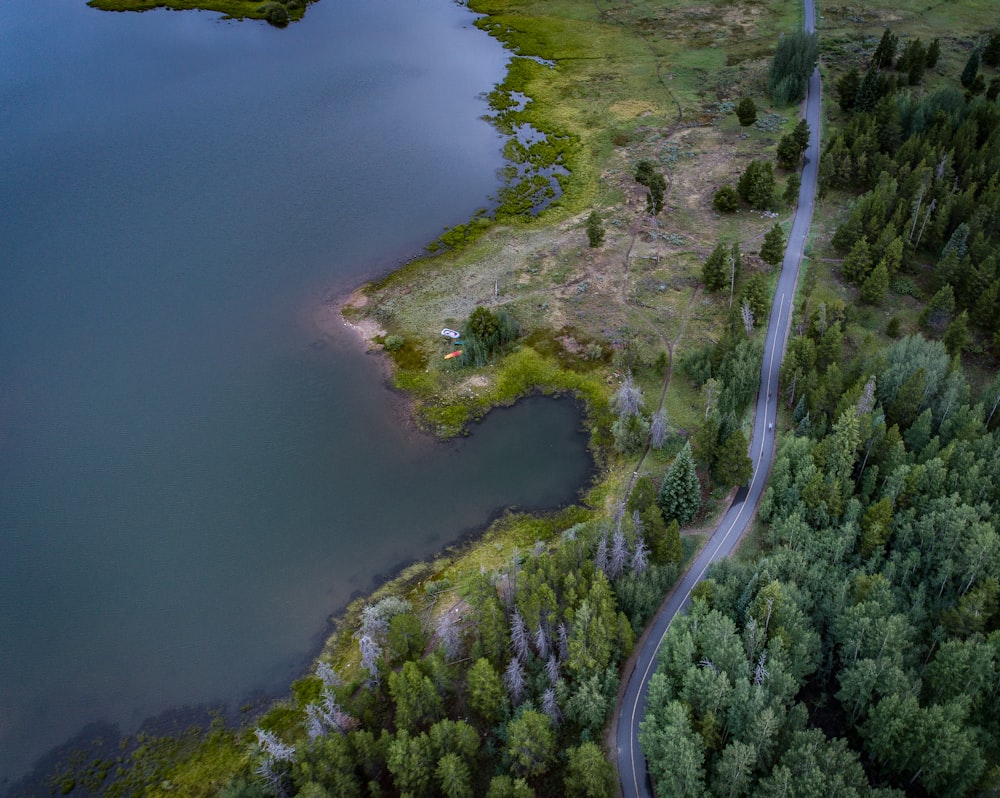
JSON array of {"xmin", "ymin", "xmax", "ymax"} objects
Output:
[{"xmin": 0, "ymin": 0, "xmax": 593, "ymax": 785}]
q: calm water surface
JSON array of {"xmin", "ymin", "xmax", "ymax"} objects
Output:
[{"xmin": 0, "ymin": 0, "xmax": 592, "ymax": 784}]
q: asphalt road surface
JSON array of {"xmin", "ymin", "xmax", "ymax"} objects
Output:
[{"xmin": 614, "ymin": 1, "xmax": 821, "ymax": 794}]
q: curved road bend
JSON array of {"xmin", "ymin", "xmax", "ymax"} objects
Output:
[{"xmin": 614, "ymin": 2, "xmax": 821, "ymax": 795}]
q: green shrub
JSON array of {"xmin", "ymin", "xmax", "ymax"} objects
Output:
[
  {"xmin": 384, "ymin": 335, "xmax": 405, "ymax": 352},
  {"xmin": 258, "ymin": 1, "xmax": 289, "ymax": 26},
  {"xmin": 712, "ymin": 185, "xmax": 739, "ymax": 213},
  {"xmin": 459, "ymin": 307, "xmax": 520, "ymax": 367},
  {"xmin": 735, "ymin": 97, "xmax": 757, "ymax": 126},
  {"xmin": 585, "ymin": 210, "xmax": 605, "ymax": 248}
]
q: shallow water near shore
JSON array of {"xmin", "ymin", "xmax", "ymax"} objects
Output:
[{"xmin": 0, "ymin": 0, "xmax": 593, "ymax": 785}]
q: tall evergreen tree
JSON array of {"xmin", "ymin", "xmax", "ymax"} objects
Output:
[
  {"xmin": 784, "ymin": 172, "xmax": 801, "ymax": 206},
  {"xmin": 714, "ymin": 429, "xmax": 753, "ymax": 488},
  {"xmin": 791, "ymin": 118, "xmax": 810, "ymax": 152},
  {"xmin": 506, "ymin": 710, "xmax": 556, "ymax": 779},
  {"xmin": 585, "ymin": 211, "xmax": 604, "ymax": 248},
  {"xmin": 853, "ymin": 68, "xmax": 883, "ymax": 114},
  {"xmin": 919, "ymin": 284, "xmax": 955, "ymax": 331},
  {"xmin": 760, "ymin": 222, "xmax": 785, "ymax": 266},
  {"xmin": 635, "ymin": 160, "xmax": 667, "ymax": 215},
  {"xmin": 983, "ymin": 33, "xmax": 1000, "ymax": 67},
  {"xmin": 658, "ymin": 442, "xmax": 701, "ymax": 526},
  {"xmin": 437, "ymin": 753, "xmax": 473, "ymax": 798},
  {"xmin": 702, "ymin": 243, "xmax": 730, "ymax": 291},
  {"xmin": 872, "ymin": 28, "xmax": 898, "ymax": 69},
  {"xmin": 777, "ymin": 133, "xmax": 802, "ymax": 169},
  {"xmin": 563, "ymin": 742, "xmax": 615, "ymax": 798},
  {"xmin": 925, "ymin": 37, "xmax": 941, "ymax": 68},
  {"xmin": 837, "ymin": 68, "xmax": 860, "ymax": 112},
  {"xmin": 768, "ymin": 31, "xmax": 818, "ymax": 104},
  {"xmin": 860, "ymin": 259, "xmax": 889, "ymax": 304},
  {"xmin": 640, "ymin": 699, "xmax": 707, "ymax": 797},
  {"xmin": 943, "ymin": 310, "xmax": 969, "ymax": 357},
  {"xmin": 737, "ymin": 160, "xmax": 776, "ymax": 210},
  {"xmin": 897, "ymin": 38, "xmax": 927, "ymax": 85},
  {"xmin": 842, "ymin": 236, "xmax": 872, "ymax": 283},
  {"xmin": 960, "ymin": 49, "xmax": 980, "ymax": 88}
]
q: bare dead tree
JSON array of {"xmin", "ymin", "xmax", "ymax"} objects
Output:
[
  {"xmin": 504, "ymin": 657, "xmax": 527, "ymax": 705},
  {"xmin": 650, "ymin": 409, "xmax": 668, "ymax": 449},
  {"xmin": 510, "ymin": 610, "xmax": 530, "ymax": 664},
  {"xmin": 740, "ymin": 299, "xmax": 755, "ymax": 336}
]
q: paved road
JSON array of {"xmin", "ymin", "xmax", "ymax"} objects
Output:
[{"xmin": 614, "ymin": 2, "xmax": 821, "ymax": 795}]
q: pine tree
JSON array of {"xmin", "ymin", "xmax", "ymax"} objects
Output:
[
  {"xmin": 872, "ymin": 28, "xmax": 898, "ymax": 69},
  {"xmin": 713, "ymin": 185, "xmax": 740, "ymax": 213},
  {"xmin": 886, "ymin": 367, "xmax": 925, "ymax": 430},
  {"xmin": 919, "ymin": 284, "xmax": 955, "ymax": 331},
  {"xmin": 860, "ymin": 259, "xmax": 889, "ymax": 304},
  {"xmin": 506, "ymin": 711, "xmax": 555, "ymax": 779},
  {"xmin": 563, "ymin": 742, "xmax": 616, "ymax": 798},
  {"xmin": 897, "ymin": 38, "xmax": 927, "ymax": 85},
  {"xmin": 784, "ymin": 172, "xmax": 801, "ymax": 206},
  {"xmin": 737, "ymin": 160, "xmax": 775, "ymax": 210},
  {"xmin": 775, "ymin": 119, "xmax": 810, "ymax": 170},
  {"xmin": 467, "ymin": 658, "xmax": 506, "ymax": 723},
  {"xmin": 714, "ymin": 429, "xmax": 753, "ymax": 487},
  {"xmin": 635, "ymin": 160, "xmax": 667, "ymax": 215},
  {"xmin": 960, "ymin": 49, "xmax": 980, "ymax": 88},
  {"xmin": 943, "ymin": 310, "xmax": 969, "ymax": 357},
  {"xmin": 389, "ymin": 661, "xmax": 444, "ymax": 731},
  {"xmin": 853, "ymin": 68, "xmax": 882, "ymax": 114},
  {"xmin": 841, "ymin": 236, "xmax": 872, "ymax": 283},
  {"xmin": 984, "ymin": 33, "xmax": 1000, "ymax": 67},
  {"xmin": 837, "ymin": 68, "xmax": 860, "ymax": 112},
  {"xmin": 702, "ymin": 243, "xmax": 729, "ymax": 290},
  {"xmin": 736, "ymin": 97, "xmax": 757, "ymax": 126},
  {"xmin": 437, "ymin": 754, "xmax": 474, "ymax": 798},
  {"xmin": 776, "ymin": 133, "xmax": 802, "ymax": 169},
  {"xmin": 658, "ymin": 442, "xmax": 701, "ymax": 526},
  {"xmin": 760, "ymin": 222, "xmax": 785, "ymax": 266},
  {"xmin": 585, "ymin": 211, "xmax": 604, "ymax": 248},
  {"xmin": 882, "ymin": 236, "xmax": 904, "ymax": 276},
  {"xmin": 768, "ymin": 31, "xmax": 818, "ymax": 104},
  {"xmin": 741, "ymin": 274, "xmax": 769, "ymax": 323},
  {"xmin": 925, "ymin": 38, "xmax": 941, "ymax": 68}
]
